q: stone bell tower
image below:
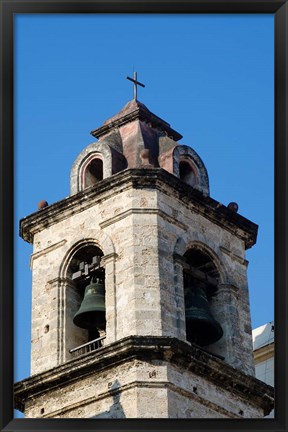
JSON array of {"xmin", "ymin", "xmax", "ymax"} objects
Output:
[{"xmin": 15, "ymin": 86, "xmax": 274, "ymax": 418}]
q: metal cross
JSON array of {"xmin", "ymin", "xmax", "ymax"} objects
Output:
[{"xmin": 126, "ymin": 72, "xmax": 145, "ymax": 100}]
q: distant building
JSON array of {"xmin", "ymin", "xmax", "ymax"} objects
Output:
[{"xmin": 252, "ymin": 321, "xmax": 274, "ymax": 418}]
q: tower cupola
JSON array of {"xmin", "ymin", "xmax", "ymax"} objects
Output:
[{"xmin": 70, "ymin": 98, "xmax": 209, "ymax": 196}]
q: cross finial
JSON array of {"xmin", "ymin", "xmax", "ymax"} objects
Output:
[{"xmin": 126, "ymin": 72, "xmax": 145, "ymax": 100}]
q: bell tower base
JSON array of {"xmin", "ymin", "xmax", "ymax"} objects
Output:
[{"xmin": 14, "ymin": 336, "xmax": 273, "ymax": 418}]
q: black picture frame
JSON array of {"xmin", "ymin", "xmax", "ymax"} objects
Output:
[{"xmin": 1, "ymin": 1, "xmax": 287, "ymax": 431}]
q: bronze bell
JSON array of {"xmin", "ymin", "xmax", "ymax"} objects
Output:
[
  {"xmin": 73, "ymin": 277, "xmax": 105, "ymax": 331},
  {"xmin": 184, "ymin": 282, "xmax": 223, "ymax": 346}
]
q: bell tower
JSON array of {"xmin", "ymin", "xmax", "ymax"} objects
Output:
[{"xmin": 15, "ymin": 95, "xmax": 274, "ymax": 418}]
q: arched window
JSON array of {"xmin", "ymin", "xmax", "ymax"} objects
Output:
[
  {"xmin": 183, "ymin": 248, "xmax": 223, "ymax": 347},
  {"xmin": 83, "ymin": 157, "xmax": 103, "ymax": 189},
  {"xmin": 66, "ymin": 244, "xmax": 106, "ymax": 355},
  {"xmin": 179, "ymin": 160, "xmax": 196, "ymax": 187}
]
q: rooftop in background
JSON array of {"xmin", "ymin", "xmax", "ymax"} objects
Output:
[{"xmin": 252, "ymin": 321, "xmax": 274, "ymax": 351}]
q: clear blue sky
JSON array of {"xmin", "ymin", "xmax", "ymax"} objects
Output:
[{"xmin": 14, "ymin": 13, "xmax": 274, "ymax": 402}]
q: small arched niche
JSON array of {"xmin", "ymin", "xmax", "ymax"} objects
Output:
[
  {"xmin": 83, "ymin": 157, "xmax": 103, "ymax": 189},
  {"xmin": 179, "ymin": 160, "xmax": 197, "ymax": 187},
  {"xmin": 171, "ymin": 145, "xmax": 210, "ymax": 196},
  {"xmin": 183, "ymin": 248, "xmax": 223, "ymax": 348},
  {"xmin": 66, "ymin": 244, "xmax": 106, "ymax": 355}
]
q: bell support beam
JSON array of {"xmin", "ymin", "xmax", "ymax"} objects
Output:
[
  {"xmin": 174, "ymin": 253, "xmax": 218, "ymax": 293},
  {"xmin": 72, "ymin": 255, "xmax": 103, "ymax": 281}
]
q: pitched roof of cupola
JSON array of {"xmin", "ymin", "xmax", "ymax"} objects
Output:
[
  {"xmin": 90, "ymin": 99, "xmax": 183, "ymax": 142},
  {"xmin": 88, "ymin": 98, "xmax": 185, "ymax": 171}
]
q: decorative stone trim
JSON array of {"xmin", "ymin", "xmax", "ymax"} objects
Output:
[
  {"xmin": 30, "ymin": 240, "xmax": 67, "ymax": 267},
  {"xmin": 41, "ymin": 380, "xmax": 240, "ymax": 419},
  {"xmin": 217, "ymin": 283, "xmax": 240, "ymax": 297},
  {"xmin": 99, "ymin": 208, "xmax": 188, "ymax": 231},
  {"xmin": 20, "ymin": 169, "xmax": 258, "ymax": 249},
  {"xmin": 220, "ymin": 246, "xmax": 248, "ymax": 266},
  {"xmin": 100, "ymin": 252, "xmax": 118, "ymax": 265},
  {"xmin": 14, "ymin": 336, "xmax": 274, "ymax": 416}
]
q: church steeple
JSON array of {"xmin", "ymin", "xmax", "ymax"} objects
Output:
[{"xmin": 15, "ymin": 92, "xmax": 274, "ymax": 419}]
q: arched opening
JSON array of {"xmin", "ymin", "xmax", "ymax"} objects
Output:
[
  {"xmin": 67, "ymin": 244, "xmax": 106, "ymax": 355},
  {"xmin": 83, "ymin": 157, "xmax": 103, "ymax": 188},
  {"xmin": 179, "ymin": 160, "xmax": 196, "ymax": 187},
  {"xmin": 183, "ymin": 248, "xmax": 223, "ymax": 347}
]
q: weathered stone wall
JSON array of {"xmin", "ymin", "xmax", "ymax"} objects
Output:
[
  {"xmin": 156, "ymin": 188, "xmax": 255, "ymax": 375},
  {"xmin": 29, "ymin": 175, "xmax": 255, "ymax": 377},
  {"xmin": 22, "ymin": 356, "xmax": 264, "ymax": 419},
  {"xmin": 166, "ymin": 363, "xmax": 260, "ymax": 418},
  {"xmin": 25, "ymin": 358, "xmax": 140, "ymax": 418},
  {"xmin": 30, "ymin": 187, "xmax": 163, "ymax": 374},
  {"xmin": 18, "ymin": 94, "xmax": 262, "ymax": 419}
]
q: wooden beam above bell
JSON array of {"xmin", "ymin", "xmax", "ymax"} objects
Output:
[{"xmin": 72, "ymin": 255, "xmax": 103, "ymax": 281}]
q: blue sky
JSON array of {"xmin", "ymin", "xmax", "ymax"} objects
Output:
[{"xmin": 14, "ymin": 13, "xmax": 274, "ymax": 402}]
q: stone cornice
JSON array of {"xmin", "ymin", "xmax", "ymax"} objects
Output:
[
  {"xmin": 14, "ymin": 336, "xmax": 273, "ymax": 415},
  {"xmin": 19, "ymin": 168, "xmax": 258, "ymax": 248}
]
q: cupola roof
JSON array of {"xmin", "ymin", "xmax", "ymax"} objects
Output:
[{"xmin": 90, "ymin": 99, "xmax": 182, "ymax": 142}]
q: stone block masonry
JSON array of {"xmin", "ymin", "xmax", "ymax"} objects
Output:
[
  {"xmin": 14, "ymin": 336, "xmax": 273, "ymax": 418},
  {"xmin": 16, "ymin": 168, "xmax": 270, "ymax": 418},
  {"xmin": 15, "ymin": 95, "xmax": 272, "ymax": 419}
]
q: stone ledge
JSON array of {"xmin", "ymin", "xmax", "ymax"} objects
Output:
[
  {"xmin": 20, "ymin": 168, "xmax": 258, "ymax": 248},
  {"xmin": 14, "ymin": 336, "xmax": 273, "ymax": 415}
]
